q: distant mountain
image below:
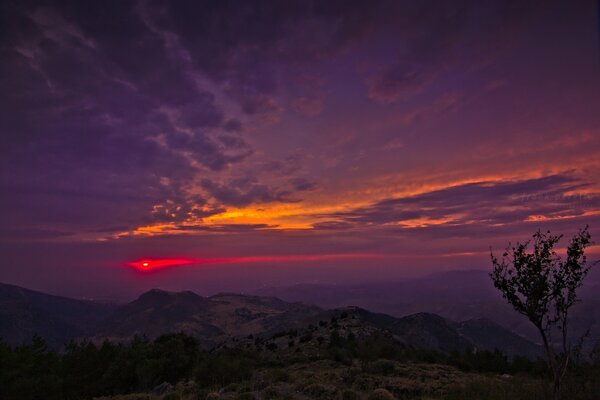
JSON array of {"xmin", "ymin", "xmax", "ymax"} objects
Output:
[
  {"xmin": 316, "ymin": 307, "xmax": 542, "ymax": 358},
  {"xmin": 254, "ymin": 269, "xmax": 600, "ymax": 350},
  {"xmin": 454, "ymin": 318, "xmax": 541, "ymax": 359},
  {"xmin": 0, "ymin": 282, "xmax": 116, "ymax": 347},
  {"xmin": 0, "ymin": 281, "xmax": 543, "ymax": 358}
]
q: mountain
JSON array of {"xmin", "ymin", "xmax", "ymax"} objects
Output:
[
  {"xmin": 97, "ymin": 289, "xmax": 323, "ymax": 347},
  {"xmin": 454, "ymin": 318, "xmax": 542, "ymax": 359},
  {"xmin": 0, "ymin": 282, "xmax": 116, "ymax": 347},
  {"xmin": 317, "ymin": 307, "xmax": 542, "ymax": 358},
  {"xmin": 254, "ymin": 269, "xmax": 600, "ymax": 350},
  {"xmin": 0, "ymin": 281, "xmax": 542, "ymax": 358}
]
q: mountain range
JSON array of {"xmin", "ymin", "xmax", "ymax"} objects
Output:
[
  {"xmin": 0, "ymin": 280, "xmax": 543, "ymax": 358},
  {"xmin": 255, "ymin": 269, "xmax": 600, "ymax": 350}
]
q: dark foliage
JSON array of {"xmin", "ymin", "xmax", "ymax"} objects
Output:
[{"xmin": 0, "ymin": 331, "xmax": 597, "ymax": 400}]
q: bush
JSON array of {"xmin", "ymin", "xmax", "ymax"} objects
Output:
[
  {"xmin": 304, "ymin": 383, "xmax": 334, "ymax": 399},
  {"xmin": 194, "ymin": 348, "xmax": 259, "ymax": 387},
  {"xmin": 266, "ymin": 343, "xmax": 278, "ymax": 351},
  {"xmin": 267, "ymin": 369, "xmax": 290, "ymax": 383},
  {"xmin": 299, "ymin": 333, "xmax": 313, "ymax": 343},
  {"xmin": 262, "ymin": 386, "xmax": 279, "ymax": 399},
  {"xmin": 368, "ymin": 388, "xmax": 394, "ymax": 400},
  {"xmin": 340, "ymin": 389, "xmax": 360, "ymax": 400},
  {"xmin": 366, "ymin": 360, "xmax": 396, "ymax": 375}
]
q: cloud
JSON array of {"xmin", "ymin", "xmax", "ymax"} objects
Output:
[
  {"xmin": 289, "ymin": 178, "xmax": 317, "ymax": 192},
  {"xmin": 222, "ymin": 119, "xmax": 243, "ymax": 132},
  {"xmin": 200, "ymin": 178, "xmax": 293, "ymax": 207},
  {"xmin": 291, "ymin": 95, "xmax": 324, "ymax": 117},
  {"xmin": 365, "ymin": 1, "xmax": 539, "ymax": 103},
  {"xmin": 0, "ymin": 0, "xmax": 595, "ymax": 249},
  {"xmin": 368, "ymin": 61, "xmax": 437, "ymax": 104},
  {"xmin": 148, "ymin": 195, "xmax": 226, "ymax": 224},
  {"xmin": 0, "ymin": 0, "xmax": 386, "ymax": 239},
  {"xmin": 315, "ymin": 175, "xmax": 599, "ymax": 238}
]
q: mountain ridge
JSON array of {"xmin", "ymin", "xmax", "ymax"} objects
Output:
[{"xmin": 0, "ymin": 281, "xmax": 542, "ymax": 358}]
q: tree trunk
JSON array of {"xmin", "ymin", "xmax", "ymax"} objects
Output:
[
  {"xmin": 536, "ymin": 325, "xmax": 561, "ymax": 400},
  {"xmin": 553, "ymin": 369, "xmax": 561, "ymax": 400}
]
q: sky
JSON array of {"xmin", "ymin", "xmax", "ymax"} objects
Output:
[{"xmin": 1, "ymin": 0, "xmax": 599, "ymax": 300}]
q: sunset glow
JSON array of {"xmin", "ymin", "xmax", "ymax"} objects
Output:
[
  {"xmin": 129, "ymin": 258, "xmax": 201, "ymax": 270},
  {"xmin": 128, "ymin": 253, "xmax": 387, "ymax": 271},
  {"xmin": 1, "ymin": 0, "xmax": 598, "ymax": 298}
]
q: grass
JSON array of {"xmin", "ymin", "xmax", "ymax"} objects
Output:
[{"xmin": 93, "ymin": 358, "xmax": 599, "ymax": 400}]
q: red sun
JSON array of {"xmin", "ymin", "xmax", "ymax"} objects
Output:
[{"xmin": 128, "ymin": 258, "xmax": 199, "ymax": 271}]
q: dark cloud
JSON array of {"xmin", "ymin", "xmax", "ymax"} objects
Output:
[
  {"xmin": 366, "ymin": 0, "xmax": 540, "ymax": 103},
  {"xmin": 200, "ymin": 177, "xmax": 294, "ymax": 208},
  {"xmin": 0, "ymin": 0, "xmax": 388, "ymax": 237},
  {"xmin": 222, "ymin": 119, "xmax": 243, "ymax": 132},
  {"xmin": 289, "ymin": 178, "xmax": 317, "ymax": 192},
  {"xmin": 260, "ymin": 153, "xmax": 305, "ymax": 176},
  {"xmin": 142, "ymin": 0, "xmax": 383, "ymax": 121}
]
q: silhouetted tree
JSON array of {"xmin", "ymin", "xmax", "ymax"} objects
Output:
[{"xmin": 490, "ymin": 226, "xmax": 595, "ymax": 399}]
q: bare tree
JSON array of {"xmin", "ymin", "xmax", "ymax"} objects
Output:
[{"xmin": 490, "ymin": 226, "xmax": 595, "ymax": 399}]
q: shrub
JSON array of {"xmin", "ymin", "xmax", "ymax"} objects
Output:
[
  {"xmin": 340, "ymin": 389, "xmax": 360, "ymax": 400},
  {"xmin": 262, "ymin": 386, "xmax": 279, "ymax": 399},
  {"xmin": 366, "ymin": 360, "xmax": 396, "ymax": 375},
  {"xmin": 268, "ymin": 369, "xmax": 291, "ymax": 383},
  {"xmin": 299, "ymin": 333, "xmax": 313, "ymax": 343},
  {"xmin": 368, "ymin": 388, "xmax": 394, "ymax": 400},
  {"xmin": 266, "ymin": 343, "xmax": 278, "ymax": 351},
  {"xmin": 304, "ymin": 383, "xmax": 334, "ymax": 399}
]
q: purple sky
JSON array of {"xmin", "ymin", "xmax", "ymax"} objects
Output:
[{"xmin": 1, "ymin": 0, "xmax": 599, "ymax": 300}]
